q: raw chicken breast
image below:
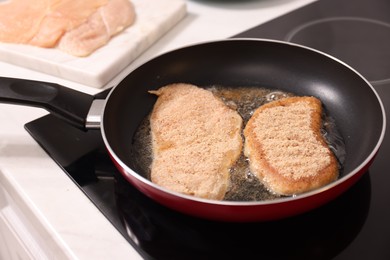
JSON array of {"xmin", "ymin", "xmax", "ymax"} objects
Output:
[
  {"xmin": 58, "ymin": 0, "xmax": 136, "ymax": 57},
  {"xmin": 0, "ymin": 0, "xmax": 48, "ymax": 43},
  {"xmin": 29, "ymin": 0, "xmax": 109, "ymax": 47},
  {"xmin": 0, "ymin": 0, "xmax": 108, "ymax": 47},
  {"xmin": 0, "ymin": 0, "xmax": 135, "ymax": 56}
]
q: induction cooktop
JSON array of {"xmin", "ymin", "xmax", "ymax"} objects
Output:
[{"xmin": 25, "ymin": 0, "xmax": 390, "ymax": 259}]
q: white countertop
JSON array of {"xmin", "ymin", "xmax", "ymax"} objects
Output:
[{"xmin": 0, "ymin": 0, "xmax": 315, "ymax": 259}]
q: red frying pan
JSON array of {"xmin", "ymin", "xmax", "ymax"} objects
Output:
[{"xmin": 0, "ymin": 39, "xmax": 385, "ymax": 222}]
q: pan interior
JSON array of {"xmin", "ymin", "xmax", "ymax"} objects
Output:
[{"xmin": 103, "ymin": 39, "xmax": 384, "ymax": 199}]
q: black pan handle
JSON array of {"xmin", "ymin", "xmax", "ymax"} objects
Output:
[{"xmin": 0, "ymin": 77, "xmax": 94, "ymax": 129}]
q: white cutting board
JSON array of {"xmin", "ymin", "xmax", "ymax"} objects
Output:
[{"xmin": 0, "ymin": 0, "xmax": 186, "ymax": 88}]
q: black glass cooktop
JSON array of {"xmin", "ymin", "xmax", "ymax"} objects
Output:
[{"xmin": 25, "ymin": 0, "xmax": 390, "ymax": 259}]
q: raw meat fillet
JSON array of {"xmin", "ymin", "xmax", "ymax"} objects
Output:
[
  {"xmin": 0, "ymin": 0, "xmax": 108, "ymax": 47},
  {"xmin": 58, "ymin": 0, "xmax": 136, "ymax": 56},
  {"xmin": 0, "ymin": 0, "xmax": 48, "ymax": 43},
  {"xmin": 0, "ymin": 0, "xmax": 135, "ymax": 56},
  {"xmin": 29, "ymin": 0, "xmax": 109, "ymax": 47}
]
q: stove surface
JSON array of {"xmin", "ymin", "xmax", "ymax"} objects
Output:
[
  {"xmin": 25, "ymin": 0, "xmax": 390, "ymax": 259},
  {"xmin": 236, "ymin": 0, "xmax": 390, "ymax": 89}
]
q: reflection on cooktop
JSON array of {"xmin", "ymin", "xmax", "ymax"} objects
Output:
[
  {"xmin": 117, "ymin": 169, "xmax": 371, "ymax": 260},
  {"xmin": 236, "ymin": 0, "xmax": 390, "ymax": 88},
  {"xmin": 285, "ymin": 17, "xmax": 390, "ymax": 85}
]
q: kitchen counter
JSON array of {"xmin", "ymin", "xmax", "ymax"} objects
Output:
[{"xmin": 0, "ymin": 0, "xmax": 316, "ymax": 259}]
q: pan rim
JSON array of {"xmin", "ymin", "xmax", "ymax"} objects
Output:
[{"xmin": 101, "ymin": 38, "xmax": 386, "ymax": 206}]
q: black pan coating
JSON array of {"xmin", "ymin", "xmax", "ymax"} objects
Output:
[{"xmin": 103, "ymin": 39, "xmax": 383, "ymax": 185}]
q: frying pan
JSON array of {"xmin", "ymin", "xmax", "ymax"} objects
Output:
[{"xmin": 0, "ymin": 39, "xmax": 385, "ymax": 222}]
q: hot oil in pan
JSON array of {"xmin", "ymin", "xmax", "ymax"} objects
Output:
[
  {"xmin": 131, "ymin": 86, "xmax": 346, "ymax": 201},
  {"xmin": 211, "ymin": 86, "xmax": 346, "ymax": 201},
  {"xmin": 211, "ymin": 86, "xmax": 293, "ymax": 201}
]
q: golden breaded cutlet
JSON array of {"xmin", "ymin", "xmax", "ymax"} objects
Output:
[
  {"xmin": 244, "ymin": 96, "xmax": 339, "ymax": 195},
  {"xmin": 149, "ymin": 83, "xmax": 243, "ymax": 200}
]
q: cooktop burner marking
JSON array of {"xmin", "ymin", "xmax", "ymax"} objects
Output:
[{"xmin": 285, "ymin": 17, "xmax": 390, "ymax": 86}]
